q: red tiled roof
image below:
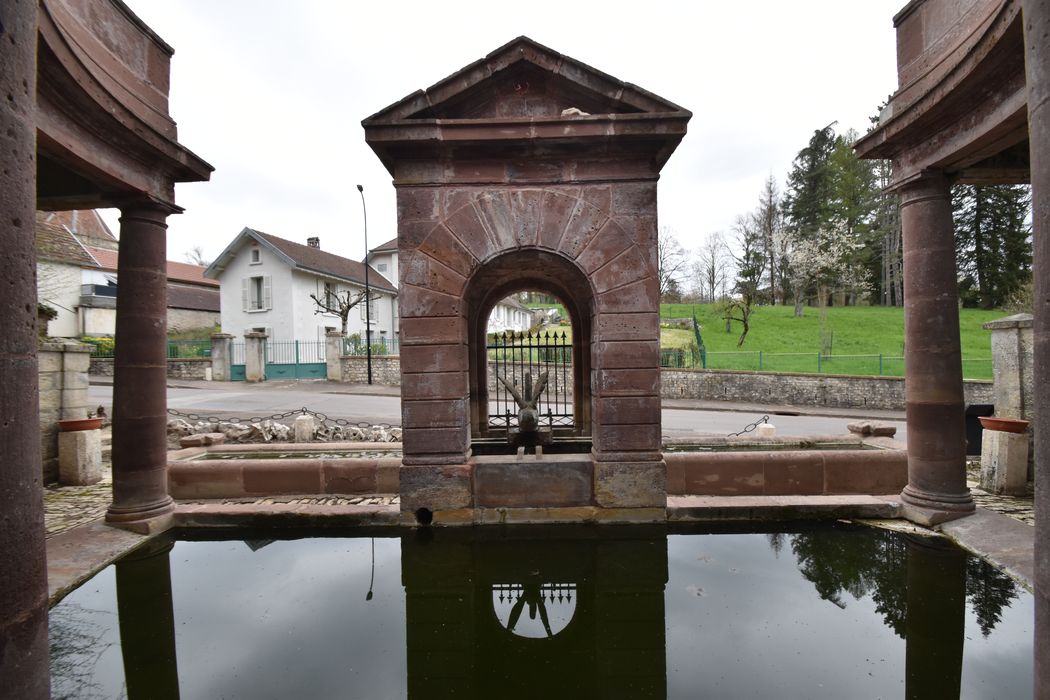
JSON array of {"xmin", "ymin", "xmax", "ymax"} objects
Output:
[
  {"xmin": 167, "ymin": 283, "xmax": 220, "ymax": 312},
  {"xmin": 44, "ymin": 210, "xmax": 117, "ymax": 244},
  {"xmin": 252, "ymin": 230, "xmax": 397, "ymax": 293},
  {"xmin": 369, "ymin": 237, "xmax": 398, "ymax": 253},
  {"xmin": 85, "ymin": 246, "xmax": 219, "ymax": 287},
  {"xmin": 35, "ymin": 213, "xmax": 98, "ymax": 266}
]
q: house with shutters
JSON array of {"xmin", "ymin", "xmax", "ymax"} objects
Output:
[{"xmin": 205, "ymin": 227, "xmax": 398, "ymax": 344}]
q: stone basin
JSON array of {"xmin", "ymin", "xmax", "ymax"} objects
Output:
[{"xmin": 168, "ymin": 434, "xmax": 906, "ymax": 503}]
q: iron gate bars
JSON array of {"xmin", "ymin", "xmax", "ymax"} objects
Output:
[{"xmin": 487, "ymin": 330, "xmax": 573, "ymax": 430}]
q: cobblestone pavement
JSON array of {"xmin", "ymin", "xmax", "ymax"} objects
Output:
[
  {"xmin": 43, "ymin": 468, "xmax": 112, "ymax": 538},
  {"xmin": 966, "ymin": 459, "xmax": 1035, "ymax": 526}
]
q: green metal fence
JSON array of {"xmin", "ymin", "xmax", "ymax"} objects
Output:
[
  {"xmin": 86, "ymin": 338, "xmax": 212, "ymax": 359},
  {"xmin": 342, "ymin": 336, "xmax": 400, "ymax": 356},
  {"xmin": 659, "ymin": 349, "xmax": 993, "ymax": 380}
]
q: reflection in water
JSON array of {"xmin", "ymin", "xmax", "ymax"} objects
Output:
[
  {"xmin": 47, "ymin": 524, "xmax": 1031, "ymax": 699},
  {"xmin": 785, "ymin": 528, "xmax": 1018, "ymax": 639},
  {"xmin": 49, "ymin": 603, "xmax": 116, "ymax": 700}
]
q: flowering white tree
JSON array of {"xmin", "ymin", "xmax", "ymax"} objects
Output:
[{"xmin": 775, "ymin": 222, "xmax": 869, "ymax": 317}]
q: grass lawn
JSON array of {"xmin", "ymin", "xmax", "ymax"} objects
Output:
[
  {"xmin": 524, "ymin": 303, "xmax": 1004, "ymax": 378},
  {"xmin": 657, "ymin": 303, "xmax": 1003, "ymax": 378}
]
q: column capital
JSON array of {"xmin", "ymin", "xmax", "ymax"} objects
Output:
[
  {"xmin": 897, "ymin": 169, "xmax": 952, "ymax": 206},
  {"xmin": 117, "ymin": 196, "xmax": 184, "ymax": 218}
]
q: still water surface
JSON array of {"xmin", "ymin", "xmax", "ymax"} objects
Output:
[{"xmin": 49, "ymin": 523, "xmax": 1033, "ymax": 699}]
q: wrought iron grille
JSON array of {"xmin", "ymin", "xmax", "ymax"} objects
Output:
[{"xmin": 487, "ymin": 330, "xmax": 573, "ymax": 430}]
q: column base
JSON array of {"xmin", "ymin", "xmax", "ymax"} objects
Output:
[
  {"xmin": 900, "ymin": 485, "xmax": 975, "ymax": 526},
  {"xmin": 106, "ymin": 496, "xmax": 176, "ymax": 534}
]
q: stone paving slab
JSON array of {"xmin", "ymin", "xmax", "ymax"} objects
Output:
[
  {"xmin": 940, "ymin": 508, "xmax": 1035, "ymax": 589},
  {"xmin": 46, "ymin": 520, "xmax": 151, "ymax": 605},
  {"xmin": 667, "ymin": 494, "xmax": 901, "ymax": 522}
]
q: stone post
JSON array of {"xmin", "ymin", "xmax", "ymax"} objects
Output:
[
  {"xmin": 0, "ymin": 0, "xmax": 50, "ymax": 695},
  {"xmin": 107, "ymin": 204, "xmax": 176, "ymax": 530},
  {"xmin": 243, "ymin": 331, "xmax": 268, "ymax": 383},
  {"xmin": 326, "ymin": 330, "xmax": 344, "ymax": 381},
  {"xmin": 59, "ymin": 341, "xmax": 92, "ymax": 418},
  {"xmin": 209, "ymin": 333, "xmax": 234, "ymax": 381},
  {"xmin": 983, "ymin": 314, "xmax": 1034, "ymax": 419},
  {"xmin": 897, "ymin": 172, "xmax": 974, "ymax": 522},
  {"xmin": 1021, "ymin": 1, "xmax": 1050, "ymax": 695},
  {"xmin": 116, "ymin": 539, "xmax": 180, "ymax": 699}
]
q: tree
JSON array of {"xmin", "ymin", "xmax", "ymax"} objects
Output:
[
  {"xmin": 826, "ymin": 130, "xmax": 878, "ymax": 304},
  {"xmin": 754, "ymin": 174, "xmax": 784, "ymax": 303},
  {"xmin": 309, "ymin": 284, "xmax": 370, "ymax": 335},
  {"xmin": 775, "ymin": 221, "xmax": 869, "ymax": 317},
  {"xmin": 658, "ymin": 228, "xmax": 688, "ymax": 301},
  {"xmin": 782, "ymin": 124, "xmax": 838, "ymax": 242},
  {"xmin": 183, "ymin": 245, "xmax": 211, "ymax": 267},
  {"xmin": 953, "ymin": 184, "xmax": 1032, "ymax": 309},
  {"xmin": 723, "ymin": 215, "xmax": 767, "ymax": 346},
  {"xmin": 692, "ymin": 232, "xmax": 732, "ymax": 303}
]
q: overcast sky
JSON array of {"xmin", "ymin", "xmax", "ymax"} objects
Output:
[{"xmin": 99, "ymin": 0, "xmax": 905, "ymax": 265}]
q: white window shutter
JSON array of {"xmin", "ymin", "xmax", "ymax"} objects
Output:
[
  {"xmin": 242, "ymin": 278, "xmax": 249, "ymax": 311},
  {"xmin": 263, "ymin": 276, "xmax": 272, "ymax": 310}
]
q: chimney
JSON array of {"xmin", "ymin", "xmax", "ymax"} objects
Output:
[{"xmin": 307, "ymin": 237, "xmax": 320, "ymax": 249}]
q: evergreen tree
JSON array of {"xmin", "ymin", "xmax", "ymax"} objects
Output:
[
  {"xmin": 754, "ymin": 174, "xmax": 784, "ymax": 303},
  {"xmin": 782, "ymin": 125, "xmax": 838, "ymax": 241},
  {"xmin": 953, "ymin": 184, "xmax": 1032, "ymax": 308}
]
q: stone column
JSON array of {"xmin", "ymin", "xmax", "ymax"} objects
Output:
[
  {"xmin": 116, "ymin": 539, "xmax": 181, "ymax": 699},
  {"xmin": 325, "ymin": 330, "xmax": 344, "ymax": 381},
  {"xmin": 898, "ymin": 172, "xmax": 974, "ymax": 522},
  {"xmin": 1021, "ymin": 1, "xmax": 1050, "ymax": 695},
  {"xmin": 243, "ymin": 330, "xmax": 268, "ymax": 382},
  {"xmin": 0, "ymin": 1, "xmax": 50, "ymax": 697},
  {"xmin": 107, "ymin": 203, "xmax": 175, "ymax": 529},
  {"xmin": 209, "ymin": 333, "xmax": 234, "ymax": 381}
]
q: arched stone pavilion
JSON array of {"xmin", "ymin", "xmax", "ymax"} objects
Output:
[
  {"xmin": 1, "ymin": 1, "xmax": 210, "ymax": 695},
  {"xmin": 364, "ymin": 37, "xmax": 690, "ymax": 524},
  {"xmin": 854, "ymin": 0, "xmax": 1048, "ymax": 692}
]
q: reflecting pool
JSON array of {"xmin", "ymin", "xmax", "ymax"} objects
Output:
[{"xmin": 49, "ymin": 523, "xmax": 1033, "ymax": 699}]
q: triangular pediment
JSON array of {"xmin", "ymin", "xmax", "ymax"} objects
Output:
[{"xmin": 364, "ymin": 36, "xmax": 688, "ymax": 124}]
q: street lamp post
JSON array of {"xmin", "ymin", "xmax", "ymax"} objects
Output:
[{"xmin": 357, "ymin": 184, "xmax": 373, "ymax": 385}]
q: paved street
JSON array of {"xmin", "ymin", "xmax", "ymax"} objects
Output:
[{"xmin": 88, "ymin": 379, "xmax": 909, "ymax": 441}]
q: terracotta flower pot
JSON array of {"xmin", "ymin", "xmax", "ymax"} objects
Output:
[
  {"xmin": 58, "ymin": 417, "xmax": 104, "ymax": 432},
  {"xmin": 978, "ymin": 416, "xmax": 1029, "ymax": 434}
]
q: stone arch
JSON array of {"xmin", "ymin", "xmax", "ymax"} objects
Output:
[{"xmin": 463, "ymin": 248, "xmax": 595, "ymax": 439}]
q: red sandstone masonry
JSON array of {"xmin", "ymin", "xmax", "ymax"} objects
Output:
[
  {"xmin": 400, "ymin": 345, "xmax": 467, "ymax": 373},
  {"xmin": 576, "ymin": 220, "xmax": 634, "ymax": 275},
  {"xmin": 536, "ymin": 190, "xmax": 580, "ymax": 250},
  {"xmin": 416, "ymin": 225, "xmax": 478, "ymax": 279},
  {"xmin": 400, "ymin": 371, "xmax": 468, "ymax": 400},
  {"xmin": 398, "ymin": 317, "xmax": 465, "ymax": 346}
]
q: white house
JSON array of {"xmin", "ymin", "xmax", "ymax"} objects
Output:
[
  {"xmin": 366, "ymin": 237, "xmax": 532, "ymax": 333},
  {"xmin": 35, "ymin": 211, "xmax": 220, "ymax": 338},
  {"xmin": 205, "ymin": 228, "xmax": 398, "ymax": 345}
]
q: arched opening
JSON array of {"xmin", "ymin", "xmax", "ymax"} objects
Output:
[{"xmin": 465, "ymin": 250, "xmax": 594, "ymax": 454}]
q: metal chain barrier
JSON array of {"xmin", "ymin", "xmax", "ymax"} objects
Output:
[
  {"xmin": 727, "ymin": 415, "xmax": 770, "ymax": 438},
  {"xmin": 167, "ymin": 406, "xmax": 395, "ymax": 430}
]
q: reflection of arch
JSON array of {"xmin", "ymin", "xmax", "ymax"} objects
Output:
[
  {"xmin": 491, "ymin": 582, "xmax": 579, "ymax": 639},
  {"xmin": 464, "ymin": 249, "xmax": 594, "ymax": 438}
]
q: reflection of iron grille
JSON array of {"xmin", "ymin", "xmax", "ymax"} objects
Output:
[
  {"xmin": 487, "ymin": 331, "xmax": 573, "ymax": 430},
  {"xmin": 492, "ymin": 582, "xmax": 576, "ymax": 604}
]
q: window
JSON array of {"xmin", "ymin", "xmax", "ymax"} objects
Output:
[
  {"xmin": 324, "ymin": 282, "xmax": 334, "ymax": 307},
  {"xmin": 359, "ymin": 292, "xmax": 377, "ymax": 322},
  {"xmin": 242, "ymin": 275, "xmax": 271, "ymax": 311},
  {"xmin": 377, "ymin": 263, "xmax": 387, "ymax": 272},
  {"xmin": 250, "ymin": 247, "xmax": 261, "ymax": 264}
]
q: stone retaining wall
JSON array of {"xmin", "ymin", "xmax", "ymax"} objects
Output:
[
  {"xmin": 661, "ymin": 368, "xmax": 993, "ymax": 411},
  {"xmin": 91, "ymin": 357, "xmax": 212, "ymax": 380},
  {"xmin": 336, "ymin": 354, "xmax": 994, "ymax": 411},
  {"xmin": 340, "ymin": 355, "xmax": 402, "ymax": 385}
]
